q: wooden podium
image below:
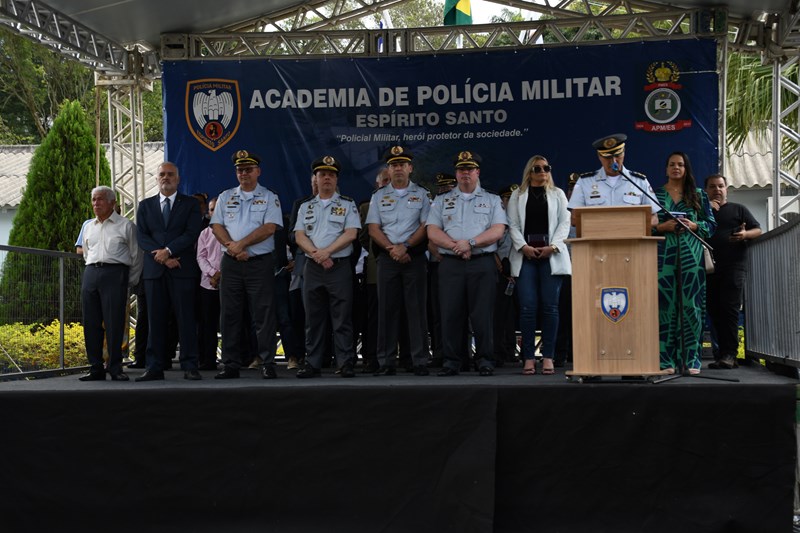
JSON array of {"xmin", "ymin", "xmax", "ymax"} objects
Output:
[{"xmin": 566, "ymin": 206, "xmax": 666, "ymax": 380}]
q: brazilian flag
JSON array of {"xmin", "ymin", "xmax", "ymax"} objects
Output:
[{"xmin": 443, "ymin": 0, "xmax": 472, "ymax": 25}]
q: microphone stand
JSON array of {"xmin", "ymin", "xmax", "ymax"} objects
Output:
[{"xmin": 613, "ymin": 165, "xmax": 737, "ymax": 384}]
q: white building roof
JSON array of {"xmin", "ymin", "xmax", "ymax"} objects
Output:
[
  {"xmin": 0, "ymin": 143, "xmax": 165, "ymax": 208},
  {"xmin": 725, "ymin": 131, "xmax": 774, "ymax": 189}
]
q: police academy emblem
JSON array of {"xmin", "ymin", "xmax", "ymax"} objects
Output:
[
  {"xmin": 600, "ymin": 287, "xmax": 629, "ymax": 323},
  {"xmin": 635, "ymin": 61, "xmax": 692, "ymax": 133},
  {"xmin": 186, "ymin": 78, "xmax": 242, "ymax": 151}
]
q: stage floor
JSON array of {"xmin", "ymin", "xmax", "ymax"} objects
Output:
[
  {"xmin": 0, "ymin": 358, "xmax": 795, "ymax": 390},
  {"xmin": 0, "ymin": 361, "xmax": 796, "ymax": 533}
]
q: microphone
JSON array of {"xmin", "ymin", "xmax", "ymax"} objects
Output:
[{"xmin": 611, "ymin": 161, "xmax": 620, "ymax": 172}]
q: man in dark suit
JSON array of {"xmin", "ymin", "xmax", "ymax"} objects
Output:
[{"xmin": 135, "ymin": 161, "xmax": 204, "ymax": 381}]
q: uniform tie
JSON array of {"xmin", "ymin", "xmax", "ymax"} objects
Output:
[{"xmin": 162, "ymin": 197, "xmax": 171, "ymax": 225}]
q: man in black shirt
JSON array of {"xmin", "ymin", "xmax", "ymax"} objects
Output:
[{"xmin": 704, "ymin": 174, "xmax": 762, "ymax": 369}]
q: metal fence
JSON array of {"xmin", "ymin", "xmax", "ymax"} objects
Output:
[
  {"xmin": 0, "ymin": 244, "xmax": 86, "ymax": 378},
  {"xmin": 744, "ymin": 216, "xmax": 800, "ymax": 365}
]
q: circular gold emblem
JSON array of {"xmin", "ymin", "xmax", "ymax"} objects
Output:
[
  {"xmin": 236, "ymin": 150, "xmax": 249, "ymax": 159},
  {"xmin": 458, "ymin": 151, "xmax": 472, "ymax": 161},
  {"xmin": 603, "ymin": 139, "xmax": 616, "ymax": 149},
  {"xmin": 323, "ymin": 155, "xmax": 335, "ymax": 165},
  {"xmin": 391, "ymin": 146, "xmax": 403, "ymax": 156}
]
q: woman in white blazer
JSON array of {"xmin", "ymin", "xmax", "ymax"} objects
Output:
[{"xmin": 507, "ymin": 155, "xmax": 572, "ymax": 375}]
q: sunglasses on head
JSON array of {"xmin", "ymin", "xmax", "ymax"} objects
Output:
[{"xmin": 532, "ymin": 165, "xmax": 552, "ymax": 173}]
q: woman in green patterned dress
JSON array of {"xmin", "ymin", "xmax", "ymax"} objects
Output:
[{"xmin": 652, "ymin": 152, "xmax": 716, "ymax": 374}]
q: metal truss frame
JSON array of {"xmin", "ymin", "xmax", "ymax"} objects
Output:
[
  {"xmin": 95, "ymin": 67, "xmax": 152, "ymax": 221},
  {"xmin": 0, "ymin": 0, "xmax": 131, "ymax": 73},
  {"xmin": 1, "ymin": 0, "xmax": 799, "ymax": 225},
  {"xmin": 164, "ymin": 7, "xmax": 733, "ymax": 60},
  {"xmin": 772, "ymin": 56, "xmax": 800, "ymax": 227}
]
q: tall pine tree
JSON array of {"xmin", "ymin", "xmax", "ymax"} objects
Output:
[{"xmin": 0, "ymin": 100, "xmax": 111, "ymax": 324}]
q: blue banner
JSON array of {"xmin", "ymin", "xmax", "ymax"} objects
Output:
[{"xmin": 163, "ymin": 39, "xmax": 719, "ymax": 206}]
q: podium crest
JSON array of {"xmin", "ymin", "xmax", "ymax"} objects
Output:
[{"xmin": 601, "ymin": 287, "xmax": 629, "ymax": 323}]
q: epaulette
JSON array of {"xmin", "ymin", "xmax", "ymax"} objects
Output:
[
  {"xmin": 340, "ymin": 195, "xmax": 355, "ymax": 202},
  {"xmin": 578, "ymin": 171, "xmax": 594, "ymax": 178},
  {"xmin": 266, "ymin": 188, "xmax": 280, "ymax": 196},
  {"xmin": 629, "ymin": 170, "xmax": 647, "ymax": 179},
  {"xmin": 481, "ymin": 187, "xmax": 499, "ymax": 195},
  {"xmin": 375, "ymin": 184, "xmax": 388, "ymax": 192}
]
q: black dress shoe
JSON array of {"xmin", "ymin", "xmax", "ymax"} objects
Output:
[
  {"xmin": 197, "ymin": 362, "xmax": 218, "ymax": 371},
  {"xmin": 262, "ymin": 364, "xmax": 277, "ymax": 379},
  {"xmin": 109, "ymin": 372, "xmax": 129, "ymax": 381},
  {"xmin": 340, "ymin": 362, "xmax": 355, "ymax": 378},
  {"xmin": 127, "ymin": 360, "xmax": 146, "ymax": 369},
  {"xmin": 135, "ymin": 370, "xmax": 165, "ymax": 382},
  {"xmin": 437, "ymin": 367, "xmax": 458, "ymax": 377},
  {"xmin": 413, "ymin": 365, "xmax": 430, "ymax": 376},
  {"xmin": 184, "ymin": 369, "xmax": 202, "ymax": 380},
  {"xmin": 78, "ymin": 372, "xmax": 105, "ymax": 382},
  {"xmin": 479, "ymin": 366, "xmax": 494, "ymax": 376},
  {"xmin": 361, "ymin": 360, "xmax": 380, "ymax": 374},
  {"xmin": 214, "ymin": 367, "xmax": 240, "ymax": 379},
  {"xmin": 296, "ymin": 362, "xmax": 320, "ymax": 378},
  {"xmin": 373, "ymin": 366, "xmax": 396, "ymax": 376},
  {"xmin": 427, "ymin": 357, "xmax": 444, "ymax": 368}
]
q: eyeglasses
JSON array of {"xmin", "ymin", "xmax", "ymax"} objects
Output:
[
  {"xmin": 236, "ymin": 166, "xmax": 257, "ymax": 174},
  {"xmin": 532, "ymin": 165, "xmax": 551, "ymax": 174}
]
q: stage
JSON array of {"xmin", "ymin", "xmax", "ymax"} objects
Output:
[{"xmin": 0, "ymin": 362, "xmax": 795, "ymax": 532}]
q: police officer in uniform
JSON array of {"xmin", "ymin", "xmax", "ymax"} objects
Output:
[
  {"xmin": 366, "ymin": 146, "xmax": 431, "ymax": 376},
  {"xmin": 568, "ymin": 133, "xmax": 659, "ymax": 224},
  {"xmin": 210, "ymin": 150, "xmax": 284, "ymax": 379},
  {"xmin": 426, "ymin": 151, "xmax": 507, "ymax": 376},
  {"xmin": 294, "ymin": 156, "xmax": 362, "ymax": 378}
]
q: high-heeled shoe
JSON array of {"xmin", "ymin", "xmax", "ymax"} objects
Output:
[
  {"xmin": 541, "ymin": 359, "xmax": 555, "ymax": 375},
  {"xmin": 522, "ymin": 360, "xmax": 536, "ymax": 375}
]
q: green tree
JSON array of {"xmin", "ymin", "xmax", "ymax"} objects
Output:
[
  {"xmin": 143, "ymin": 80, "xmax": 165, "ymax": 141},
  {"xmin": 0, "ymin": 27, "xmax": 94, "ymax": 142},
  {"xmin": 0, "ymin": 27, "xmax": 165, "ymax": 143},
  {"xmin": 0, "ymin": 100, "xmax": 110, "ymax": 324},
  {"xmin": 725, "ymin": 51, "xmax": 779, "ymax": 153}
]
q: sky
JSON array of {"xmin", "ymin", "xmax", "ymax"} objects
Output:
[{"xmin": 471, "ymin": 0, "xmax": 520, "ymax": 23}]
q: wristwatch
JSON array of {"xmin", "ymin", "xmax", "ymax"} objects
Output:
[
  {"xmin": 468, "ymin": 238, "xmax": 477, "ymax": 249},
  {"xmin": 551, "ymin": 244, "xmax": 559, "ymax": 254}
]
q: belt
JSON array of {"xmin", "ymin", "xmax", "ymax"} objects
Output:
[
  {"xmin": 224, "ymin": 252, "xmax": 272, "ymax": 261},
  {"xmin": 442, "ymin": 253, "xmax": 492, "ymax": 260},
  {"xmin": 89, "ymin": 262, "xmax": 127, "ymax": 268},
  {"xmin": 308, "ymin": 256, "xmax": 350, "ymax": 265}
]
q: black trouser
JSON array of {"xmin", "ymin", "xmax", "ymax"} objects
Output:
[
  {"xmin": 81, "ymin": 264, "xmax": 129, "ymax": 375},
  {"xmin": 439, "ymin": 254, "xmax": 497, "ymax": 371},
  {"xmin": 554, "ymin": 275, "xmax": 573, "ymax": 365},
  {"xmin": 197, "ymin": 286, "xmax": 220, "ymax": 367},
  {"xmin": 493, "ymin": 277, "xmax": 517, "ymax": 364},
  {"xmin": 219, "ymin": 253, "xmax": 277, "ymax": 369},
  {"xmin": 706, "ymin": 268, "xmax": 745, "ymax": 360}
]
